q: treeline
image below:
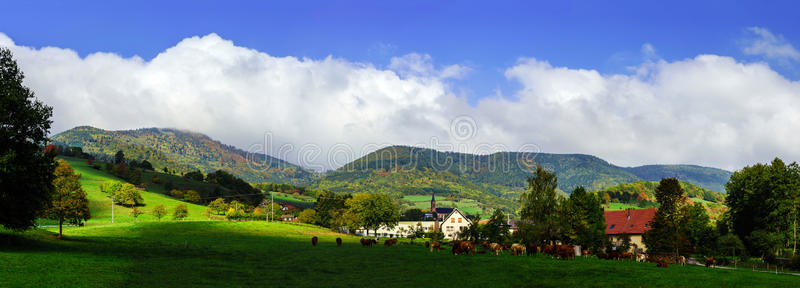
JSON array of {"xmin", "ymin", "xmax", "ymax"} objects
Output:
[{"xmin": 594, "ymin": 180, "xmax": 725, "ymax": 205}]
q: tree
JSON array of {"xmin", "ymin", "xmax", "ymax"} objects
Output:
[
  {"xmin": 184, "ymin": 170, "xmax": 204, "ymax": 182},
  {"xmin": 314, "ymin": 191, "xmax": 350, "ymax": 227},
  {"xmin": 719, "ymin": 234, "xmax": 745, "ymax": 259},
  {"xmin": 209, "ymin": 198, "xmax": 228, "ymax": 215},
  {"xmin": 684, "ymin": 202, "xmax": 718, "ymax": 255},
  {"xmin": 183, "ymin": 189, "xmax": 200, "ymax": 203},
  {"xmin": 152, "ymin": 204, "xmax": 167, "ymax": 221},
  {"xmin": 114, "ymin": 150, "xmax": 125, "ymax": 164},
  {"xmin": 330, "ymin": 208, "xmax": 361, "ymax": 233},
  {"xmin": 643, "ymin": 178, "xmax": 692, "ymax": 256},
  {"xmin": 401, "ymin": 208, "xmax": 425, "ymax": 221},
  {"xmin": 0, "ymin": 48, "xmax": 55, "ymax": 231},
  {"xmin": 346, "ymin": 193, "xmax": 399, "ymax": 237},
  {"xmin": 298, "ymin": 209, "xmax": 316, "ymax": 224},
  {"xmin": 483, "ymin": 209, "xmax": 509, "ymax": 244},
  {"xmin": 566, "ymin": 186, "xmax": 606, "ymax": 251},
  {"xmin": 41, "ymin": 160, "xmax": 90, "ymax": 238},
  {"xmin": 112, "ymin": 183, "xmax": 144, "ymax": 207},
  {"xmin": 518, "ymin": 166, "xmax": 559, "ymax": 244},
  {"xmin": 726, "ymin": 158, "xmax": 800, "ymax": 256},
  {"xmin": 139, "ymin": 160, "xmax": 153, "ymax": 171},
  {"xmin": 173, "ymin": 204, "xmax": 188, "ymax": 220},
  {"xmin": 129, "ymin": 206, "xmax": 144, "ymax": 223}
]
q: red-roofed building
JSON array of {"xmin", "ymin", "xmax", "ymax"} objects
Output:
[{"xmin": 603, "ymin": 208, "xmax": 656, "ymax": 253}]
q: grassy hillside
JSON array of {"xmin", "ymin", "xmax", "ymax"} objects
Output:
[
  {"xmin": 3, "ymin": 221, "xmax": 799, "ymax": 287},
  {"xmin": 625, "ymin": 165, "xmax": 732, "ymax": 193},
  {"xmin": 52, "ymin": 126, "xmax": 314, "ymax": 185},
  {"xmin": 596, "ymin": 180, "xmax": 727, "ymax": 219},
  {"xmin": 60, "ymin": 157, "xmax": 209, "ymax": 223}
]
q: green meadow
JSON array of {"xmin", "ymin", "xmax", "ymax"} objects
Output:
[{"xmin": 1, "ymin": 158, "xmax": 799, "ymax": 287}]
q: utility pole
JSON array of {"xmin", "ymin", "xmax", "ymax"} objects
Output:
[
  {"xmin": 271, "ymin": 192, "xmax": 274, "ymax": 222},
  {"xmin": 111, "ymin": 196, "xmax": 115, "ymax": 224}
]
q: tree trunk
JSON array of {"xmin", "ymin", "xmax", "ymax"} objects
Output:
[
  {"xmin": 793, "ymin": 217, "xmax": 796, "ymax": 256},
  {"xmin": 58, "ymin": 217, "xmax": 63, "ymax": 239}
]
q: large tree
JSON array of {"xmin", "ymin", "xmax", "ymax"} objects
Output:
[
  {"xmin": 643, "ymin": 178, "xmax": 692, "ymax": 256},
  {"xmin": 41, "ymin": 160, "xmax": 90, "ymax": 237},
  {"xmin": 346, "ymin": 193, "xmax": 399, "ymax": 237},
  {"xmin": 314, "ymin": 191, "xmax": 351, "ymax": 227},
  {"xmin": 725, "ymin": 158, "xmax": 800, "ymax": 256},
  {"xmin": 566, "ymin": 186, "xmax": 606, "ymax": 251},
  {"xmin": 518, "ymin": 166, "xmax": 559, "ymax": 244},
  {"xmin": 0, "ymin": 48, "xmax": 55, "ymax": 231}
]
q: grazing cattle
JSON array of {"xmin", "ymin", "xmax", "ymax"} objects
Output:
[
  {"xmin": 542, "ymin": 244, "xmax": 555, "ymax": 256},
  {"xmin": 527, "ymin": 244, "xmax": 538, "ymax": 256},
  {"xmin": 430, "ymin": 241, "xmax": 441, "ymax": 252},
  {"xmin": 510, "ymin": 244, "xmax": 526, "ymax": 256},
  {"xmin": 336, "ymin": 238, "xmax": 342, "ymax": 247},
  {"xmin": 425, "ymin": 241, "xmax": 430, "ymax": 249},
  {"xmin": 555, "ymin": 245, "xmax": 575, "ymax": 260},
  {"xmin": 656, "ymin": 260, "xmax": 669, "ymax": 268},
  {"xmin": 360, "ymin": 238, "xmax": 377, "ymax": 247},
  {"xmin": 596, "ymin": 253, "xmax": 608, "ymax": 260},
  {"xmin": 581, "ymin": 250, "xmax": 592, "ymax": 257},
  {"xmin": 620, "ymin": 252, "xmax": 633, "ymax": 261},
  {"xmin": 311, "ymin": 236, "xmax": 318, "ymax": 246},
  {"xmin": 489, "ymin": 243, "xmax": 504, "ymax": 255},
  {"xmin": 453, "ymin": 241, "xmax": 476, "ymax": 256},
  {"xmin": 705, "ymin": 257, "xmax": 716, "ymax": 268},
  {"xmin": 481, "ymin": 241, "xmax": 490, "ymax": 249},
  {"xmin": 384, "ymin": 238, "xmax": 398, "ymax": 247},
  {"xmin": 678, "ymin": 256, "xmax": 686, "ymax": 266},
  {"xmin": 607, "ymin": 251, "xmax": 621, "ymax": 260},
  {"xmin": 636, "ymin": 254, "xmax": 647, "ymax": 262}
]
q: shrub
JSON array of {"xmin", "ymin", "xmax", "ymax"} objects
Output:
[
  {"xmin": 298, "ymin": 209, "xmax": 316, "ymax": 224},
  {"xmin": 170, "ymin": 189, "xmax": 184, "ymax": 198},
  {"xmin": 184, "ymin": 190, "xmax": 201, "ymax": 203},
  {"xmin": 790, "ymin": 255, "xmax": 800, "ymax": 271}
]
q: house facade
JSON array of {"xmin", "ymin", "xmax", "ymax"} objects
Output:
[
  {"xmin": 356, "ymin": 209, "xmax": 472, "ymax": 240},
  {"xmin": 603, "ymin": 208, "xmax": 656, "ymax": 253}
]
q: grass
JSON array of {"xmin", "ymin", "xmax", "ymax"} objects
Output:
[
  {"xmin": 59, "ymin": 157, "xmax": 209, "ymax": 224},
  {"xmin": 604, "ymin": 202, "xmax": 642, "ymax": 211},
  {"xmin": 3, "ymin": 221, "xmax": 800, "ymax": 287}
]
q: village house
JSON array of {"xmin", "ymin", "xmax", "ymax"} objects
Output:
[
  {"xmin": 356, "ymin": 193, "xmax": 472, "ymax": 240},
  {"xmin": 603, "ymin": 208, "xmax": 656, "ymax": 253}
]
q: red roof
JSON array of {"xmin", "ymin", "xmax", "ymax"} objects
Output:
[{"xmin": 603, "ymin": 208, "xmax": 656, "ymax": 235}]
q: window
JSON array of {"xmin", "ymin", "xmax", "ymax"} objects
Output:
[
  {"xmin": 451, "ymin": 218, "xmax": 455, "ymax": 223},
  {"xmin": 644, "ymin": 224, "xmax": 648, "ymax": 228},
  {"xmin": 609, "ymin": 224, "xmax": 615, "ymax": 229},
  {"xmin": 458, "ymin": 218, "xmax": 462, "ymax": 223},
  {"xmin": 630, "ymin": 225, "xmax": 634, "ymax": 228}
]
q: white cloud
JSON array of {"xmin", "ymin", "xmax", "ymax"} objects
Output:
[
  {"xmin": 742, "ymin": 26, "xmax": 800, "ymax": 62},
  {"xmin": 3, "ymin": 32, "xmax": 800, "ymax": 171}
]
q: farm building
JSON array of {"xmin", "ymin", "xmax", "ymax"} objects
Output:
[
  {"xmin": 356, "ymin": 193, "xmax": 473, "ymax": 239},
  {"xmin": 603, "ymin": 208, "xmax": 656, "ymax": 253}
]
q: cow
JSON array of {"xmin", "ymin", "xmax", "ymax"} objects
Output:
[
  {"xmin": 556, "ymin": 245, "xmax": 575, "ymax": 260},
  {"xmin": 453, "ymin": 241, "xmax": 476, "ymax": 256},
  {"xmin": 636, "ymin": 253, "xmax": 647, "ymax": 262},
  {"xmin": 581, "ymin": 250, "xmax": 592, "ymax": 257},
  {"xmin": 678, "ymin": 256, "xmax": 686, "ymax": 266},
  {"xmin": 656, "ymin": 260, "xmax": 669, "ymax": 268},
  {"xmin": 527, "ymin": 243, "xmax": 538, "ymax": 256},
  {"xmin": 311, "ymin": 236, "xmax": 318, "ymax": 246},
  {"xmin": 705, "ymin": 257, "xmax": 716, "ymax": 268},
  {"xmin": 425, "ymin": 241, "xmax": 430, "ymax": 249},
  {"xmin": 384, "ymin": 238, "xmax": 398, "ymax": 247},
  {"xmin": 620, "ymin": 252, "xmax": 633, "ymax": 261},
  {"xmin": 336, "ymin": 237, "xmax": 342, "ymax": 247},
  {"xmin": 596, "ymin": 253, "xmax": 608, "ymax": 260},
  {"xmin": 430, "ymin": 241, "xmax": 441, "ymax": 252},
  {"xmin": 542, "ymin": 244, "xmax": 555, "ymax": 256},
  {"xmin": 360, "ymin": 238, "xmax": 377, "ymax": 247},
  {"xmin": 608, "ymin": 251, "xmax": 621, "ymax": 260},
  {"xmin": 489, "ymin": 243, "xmax": 504, "ymax": 255},
  {"xmin": 481, "ymin": 241, "xmax": 490, "ymax": 249},
  {"xmin": 510, "ymin": 244, "xmax": 526, "ymax": 256}
]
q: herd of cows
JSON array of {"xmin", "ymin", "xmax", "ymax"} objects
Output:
[{"xmin": 312, "ymin": 236, "xmax": 719, "ymax": 269}]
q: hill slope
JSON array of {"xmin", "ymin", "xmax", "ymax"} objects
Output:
[{"xmin": 52, "ymin": 126, "xmax": 314, "ymax": 185}]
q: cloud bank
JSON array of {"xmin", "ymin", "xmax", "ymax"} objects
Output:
[{"xmin": 1, "ymin": 32, "xmax": 799, "ymax": 171}]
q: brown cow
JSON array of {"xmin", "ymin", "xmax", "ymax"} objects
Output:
[
  {"xmin": 510, "ymin": 244, "xmax": 526, "ymax": 256},
  {"xmin": 656, "ymin": 260, "xmax": 669, "ymax": 268},
  {"xmin": 311, "ymin": 236, "xmax": 318, "ymax": 246},
  {"xmin": 596, "ymin": 253, "xmax": 608, "ymax": 260},
  {"xmin": 384, "ymin": 238, "xmax": 398, "ymax": 247},
  {"xmin": 620, "ymin": 252, "xmax": 633, "ymax": 261},
  {"xmin": 527, "ymin": 244, "xmax": 538, "ymax": 256},
  {"xmin": 556, "ymin": 245, "xmax": 575, "ymax": 260},
  {"xmin": 481, "ymin": 241, "xmax": 490, "ymax": 249},
  {"xmin": 453, "ymin": 241, "xmax": 476, "ymax": 256},
  {"xmin": 430, "ymin": 241, "xmax": 441, "ymax": 252},
  {"xmin": 360, "ymin": 238, "xmax": 376, "ymax": 247},
  {"xmin": 425, "ymin": 241, "xmax": 430, "ymax": 249},
  {"xmin": 678, "ymin": 256, "xmax": 686, "ymax": 266},
  {"xmin": 705, "ymin": 257, "xmax": 716, "ymax": 268},
  {"xmin": 336, "ymin": 237, "xmax": 342, "ymax": 247},
  {"xmin": 608, "ymin": 251, "xmax": 621, "ymax": 260},
  {"xmin": 582, "ymin": 250, "xmax": 592, "ymax": 257},
  {"xmin": 489, "ymin": 243, "xmax": 504, "ymax": 255}
]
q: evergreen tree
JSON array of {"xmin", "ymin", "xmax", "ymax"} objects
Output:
[
  {"xmin": 643, "ymin": 178, "xmax": 692, "ymax": 256},
  {"xmin": 518, "ymin": 166, "xmax": 559, "ymax": 244}
]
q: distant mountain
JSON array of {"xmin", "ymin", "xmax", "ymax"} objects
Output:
[
  {"xmin": 594, "ymin": 180, "xmax": 728, "ymax": 219},
  {"xmin": 624, "ymin": 165, "xmax": 732, "ymax": 193},
  {"xmin": 51, "ymin": 126, "xmax": 314, "ymax": 185},
  {"xmin": 326, "ymin": 145, "xmax": 731, "ymax": 193}
]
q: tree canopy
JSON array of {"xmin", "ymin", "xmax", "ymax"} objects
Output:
[
  {"xmin": 41, "ymin": 160, "xmax": 90, "ymax": 237},
  {"xmin": 0, "ymin": 47, "xmax": 55, "ymax": 231},
  {"xmin": 346, "ymin": 193, "xmax": 399, "ymax": 236}
]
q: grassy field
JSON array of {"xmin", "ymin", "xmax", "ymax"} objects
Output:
[
  {"xmin": 3, "ymin": 221, "xmax": 800, "ymax": 287},
  {"xmin": 58, "ymin": 157, "xmax": 209, "ymax": 224}
]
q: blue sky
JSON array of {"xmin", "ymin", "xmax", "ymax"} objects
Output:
[
  {"xmin": 2, "ymin": 1, "xmax": 800, "ymax": 170},
  {"xmin": 3, "ymin": 0, "xmax": 799, "ymax": 104}
]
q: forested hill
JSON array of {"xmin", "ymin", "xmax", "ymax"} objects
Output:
[
  {"xmin": 330, "ymin": 145, "xmax": 731, "ymax": 193},
  {"xmin": 51, "ymin": 126, "xmax": 314, "ymax": 185}
]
